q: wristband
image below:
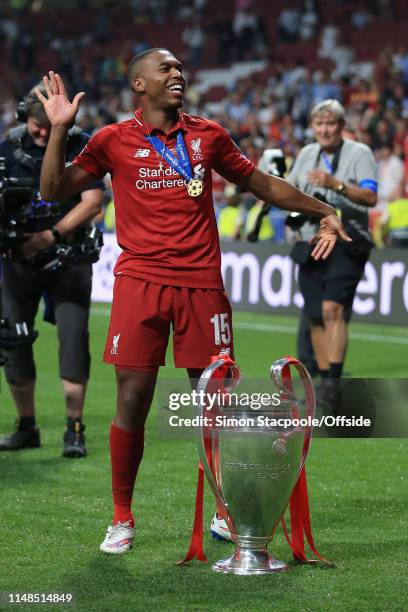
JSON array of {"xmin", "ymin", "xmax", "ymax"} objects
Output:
[{"xmin": 51, "ymin": 227, "xmax": 63, "ymax": 243}]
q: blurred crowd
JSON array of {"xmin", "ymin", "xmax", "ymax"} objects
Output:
[{"xmin": 1, "ymin": 0, "xmax": 408, "ymax": 246}]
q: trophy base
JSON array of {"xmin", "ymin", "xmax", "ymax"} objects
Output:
[{"xmin": 212, "ymin": 548, "xmax": 288, "ymax": 575}]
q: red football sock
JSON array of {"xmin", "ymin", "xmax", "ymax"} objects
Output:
[{"xmin": 110, "ymin": 422, "xmax": 145, "ymax": 528}]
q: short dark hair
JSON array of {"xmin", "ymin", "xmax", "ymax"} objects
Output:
[
  {"xmin": 25, "ymin": 86, "xmax": 49, "ymax": 124},
  {"xmin": 128, "ymin": 47, "xmax": 170, "ymax": 88}
]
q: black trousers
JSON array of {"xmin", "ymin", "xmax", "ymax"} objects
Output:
[
  {"xmin": 297, "ymin": 308, "xmax": 318, "ymax": 376},
  {"xmin": 1, "ymin": 261, "xmax": 92, "ymax": 384}
]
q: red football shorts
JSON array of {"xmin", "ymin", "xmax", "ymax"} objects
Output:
[{"xmin": 103, "ymin": 275, "xmax": 234, "ymax": 369}]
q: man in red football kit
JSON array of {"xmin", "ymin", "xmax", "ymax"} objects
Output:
[{"xmin": 36, "ymin": 48, "xmax": 350, "ymax": 554}]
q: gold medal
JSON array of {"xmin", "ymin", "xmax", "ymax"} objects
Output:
[{"xmin": 187, "ymin": 178, "xmax": 203, "ymax": 198}]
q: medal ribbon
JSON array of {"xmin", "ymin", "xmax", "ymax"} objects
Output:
[{"xmin": 147, "ymin": 131, "xmax": 193, "ymax": 182}]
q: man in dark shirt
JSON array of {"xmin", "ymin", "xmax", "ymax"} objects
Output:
[{"xmin": 0, "ymin": 85, "xmax": 104, "ymax": 457}]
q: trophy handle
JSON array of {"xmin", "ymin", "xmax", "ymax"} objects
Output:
[
  {"xmin": 196, "ymin": 359, "xmax": 241, "ymax": 515},
  {"xmin": 270, "ymin": 356, "xmax": 315, "ymax": 472},
  {"xmin": 197, "ymin": 358, "xmax": 241, "ymax": 393}
]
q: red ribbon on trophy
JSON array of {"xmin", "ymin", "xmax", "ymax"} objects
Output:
[
  {"xmin": 178, "ymin": 353, "xmax": 234, "ymax": 565},
  {"xmin": 178, "ymin": 354, "xmax": 332, "ymax": 567},
  {"xmin": 279, "ymin": 356, "xmax": 333, "ymax": 565}
]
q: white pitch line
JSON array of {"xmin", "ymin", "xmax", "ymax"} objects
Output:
[
  {"xmin": 90, "ymin": 307, "xmax": 408, "ymax": 346},
  {"xmin": 91, "ymin": 307, "xmax": 111, "ymax": 317},
  {"xmin": 233, "ymin": 321, "xmax": 408, "ymax": 346}
]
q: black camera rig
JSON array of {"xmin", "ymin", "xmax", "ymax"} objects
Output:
[
  {"xmin": 0, "ymin": 173, "xmax": 38, "ymax": 259},
  {"xmin": 35, "ymin": 224, "xmax": 104, "ymax": 272},
  {"xmin": 285, "ymin": 192, "xmax": 331, "ymax": 233},
  {"xmin": 246, "ymin": 148, "xmax": 287, "ymax": 243},
  {"xmin": 0, "ymin": 157, "xmax": 103, "ymax": 270},
  {"xmin": 0, "ymin": 316, "xmax": 38, "ymax": 367}
]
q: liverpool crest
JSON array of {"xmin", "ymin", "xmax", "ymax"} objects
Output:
[{"xmin": 190, "ymin": 137, "xmax": 204, "ymax": 161}]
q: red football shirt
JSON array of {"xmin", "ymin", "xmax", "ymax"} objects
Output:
[{"xmin": 72, "ymin": 108, "xmax": 255, "ymax": 288}]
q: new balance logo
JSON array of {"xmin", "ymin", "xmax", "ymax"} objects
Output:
[
  {"xmin": 111, "ymin": 333, "xmax": 120, "ymax": 355},
  {"xmin": 193, "ymin": 163, "xmax": 205, "ymax": 180},
  {"xmin": 134, "ymin": 149, "xmax": 150, "ymax": 158}
]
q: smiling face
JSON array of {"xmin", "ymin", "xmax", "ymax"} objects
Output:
[
  {"xmin": 132, "ymin": 49, "xmax": 186, "ymax": 111},
  {"xmin": 27, "ymin": 116, "xmax": 51, "ymax": 148},
  {"xmin": 311, "ymin": 111, "xmax": 344, "ymax": 151}
]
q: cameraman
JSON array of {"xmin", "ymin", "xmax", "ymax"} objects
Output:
[
  {"xmin": 0, "ymin": 85, "xmax": 103, "ymax": 457},
  {"xmin": 288, "ymin": 99, "xmax": 377, "ymax": 402}
]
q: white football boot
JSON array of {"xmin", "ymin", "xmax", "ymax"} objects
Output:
[
  {"xmin": 210, "ymin": 513, "xmax": 232, "ymax": 541},
  {"xmin": 100, "ymin": 521, "xmax": 135, "ymax": 554}
]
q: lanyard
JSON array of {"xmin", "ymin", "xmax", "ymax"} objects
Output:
[
  {"xmin": 315, "ymin": 140, "xmax": 344, "ymax": 175},
  {"xmin": 147, "ymin": 131, "xmax": 193, "ymax": 182}
]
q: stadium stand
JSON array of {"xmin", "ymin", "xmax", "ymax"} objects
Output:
[{"xmin": 1, "ymin": 0, "xmax": 408, "ymax": 243}]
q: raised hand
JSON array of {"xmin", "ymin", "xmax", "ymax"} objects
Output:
[
  {"xmin": 35, "ymin": 71, "xmax": 85, "ymax": 128},
  {"xmin": 309, "ymin": 214, "xmax": 352, "ymax": 260}
]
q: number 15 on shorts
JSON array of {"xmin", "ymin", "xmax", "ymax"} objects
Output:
[{"xmin": 210, "ymin": 313, "xmax": 231, "ymax": 346}]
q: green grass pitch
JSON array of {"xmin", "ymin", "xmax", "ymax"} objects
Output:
[{"xmin": 0, "ymin": 304, "xmax": 407, "ymax": 611}]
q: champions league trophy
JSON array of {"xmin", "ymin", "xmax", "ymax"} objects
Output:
[{"xmin": 196, "ymin": 356, "xmax": 315, "ymax": 575}]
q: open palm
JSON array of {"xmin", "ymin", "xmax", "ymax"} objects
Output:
[
  {"xmin": 310, "ymin": 214, "xmax": 352, "ymax": 260},
  {"xmin": 35, "ymin": 71, "xmax": 85, "ymax": 128}
]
